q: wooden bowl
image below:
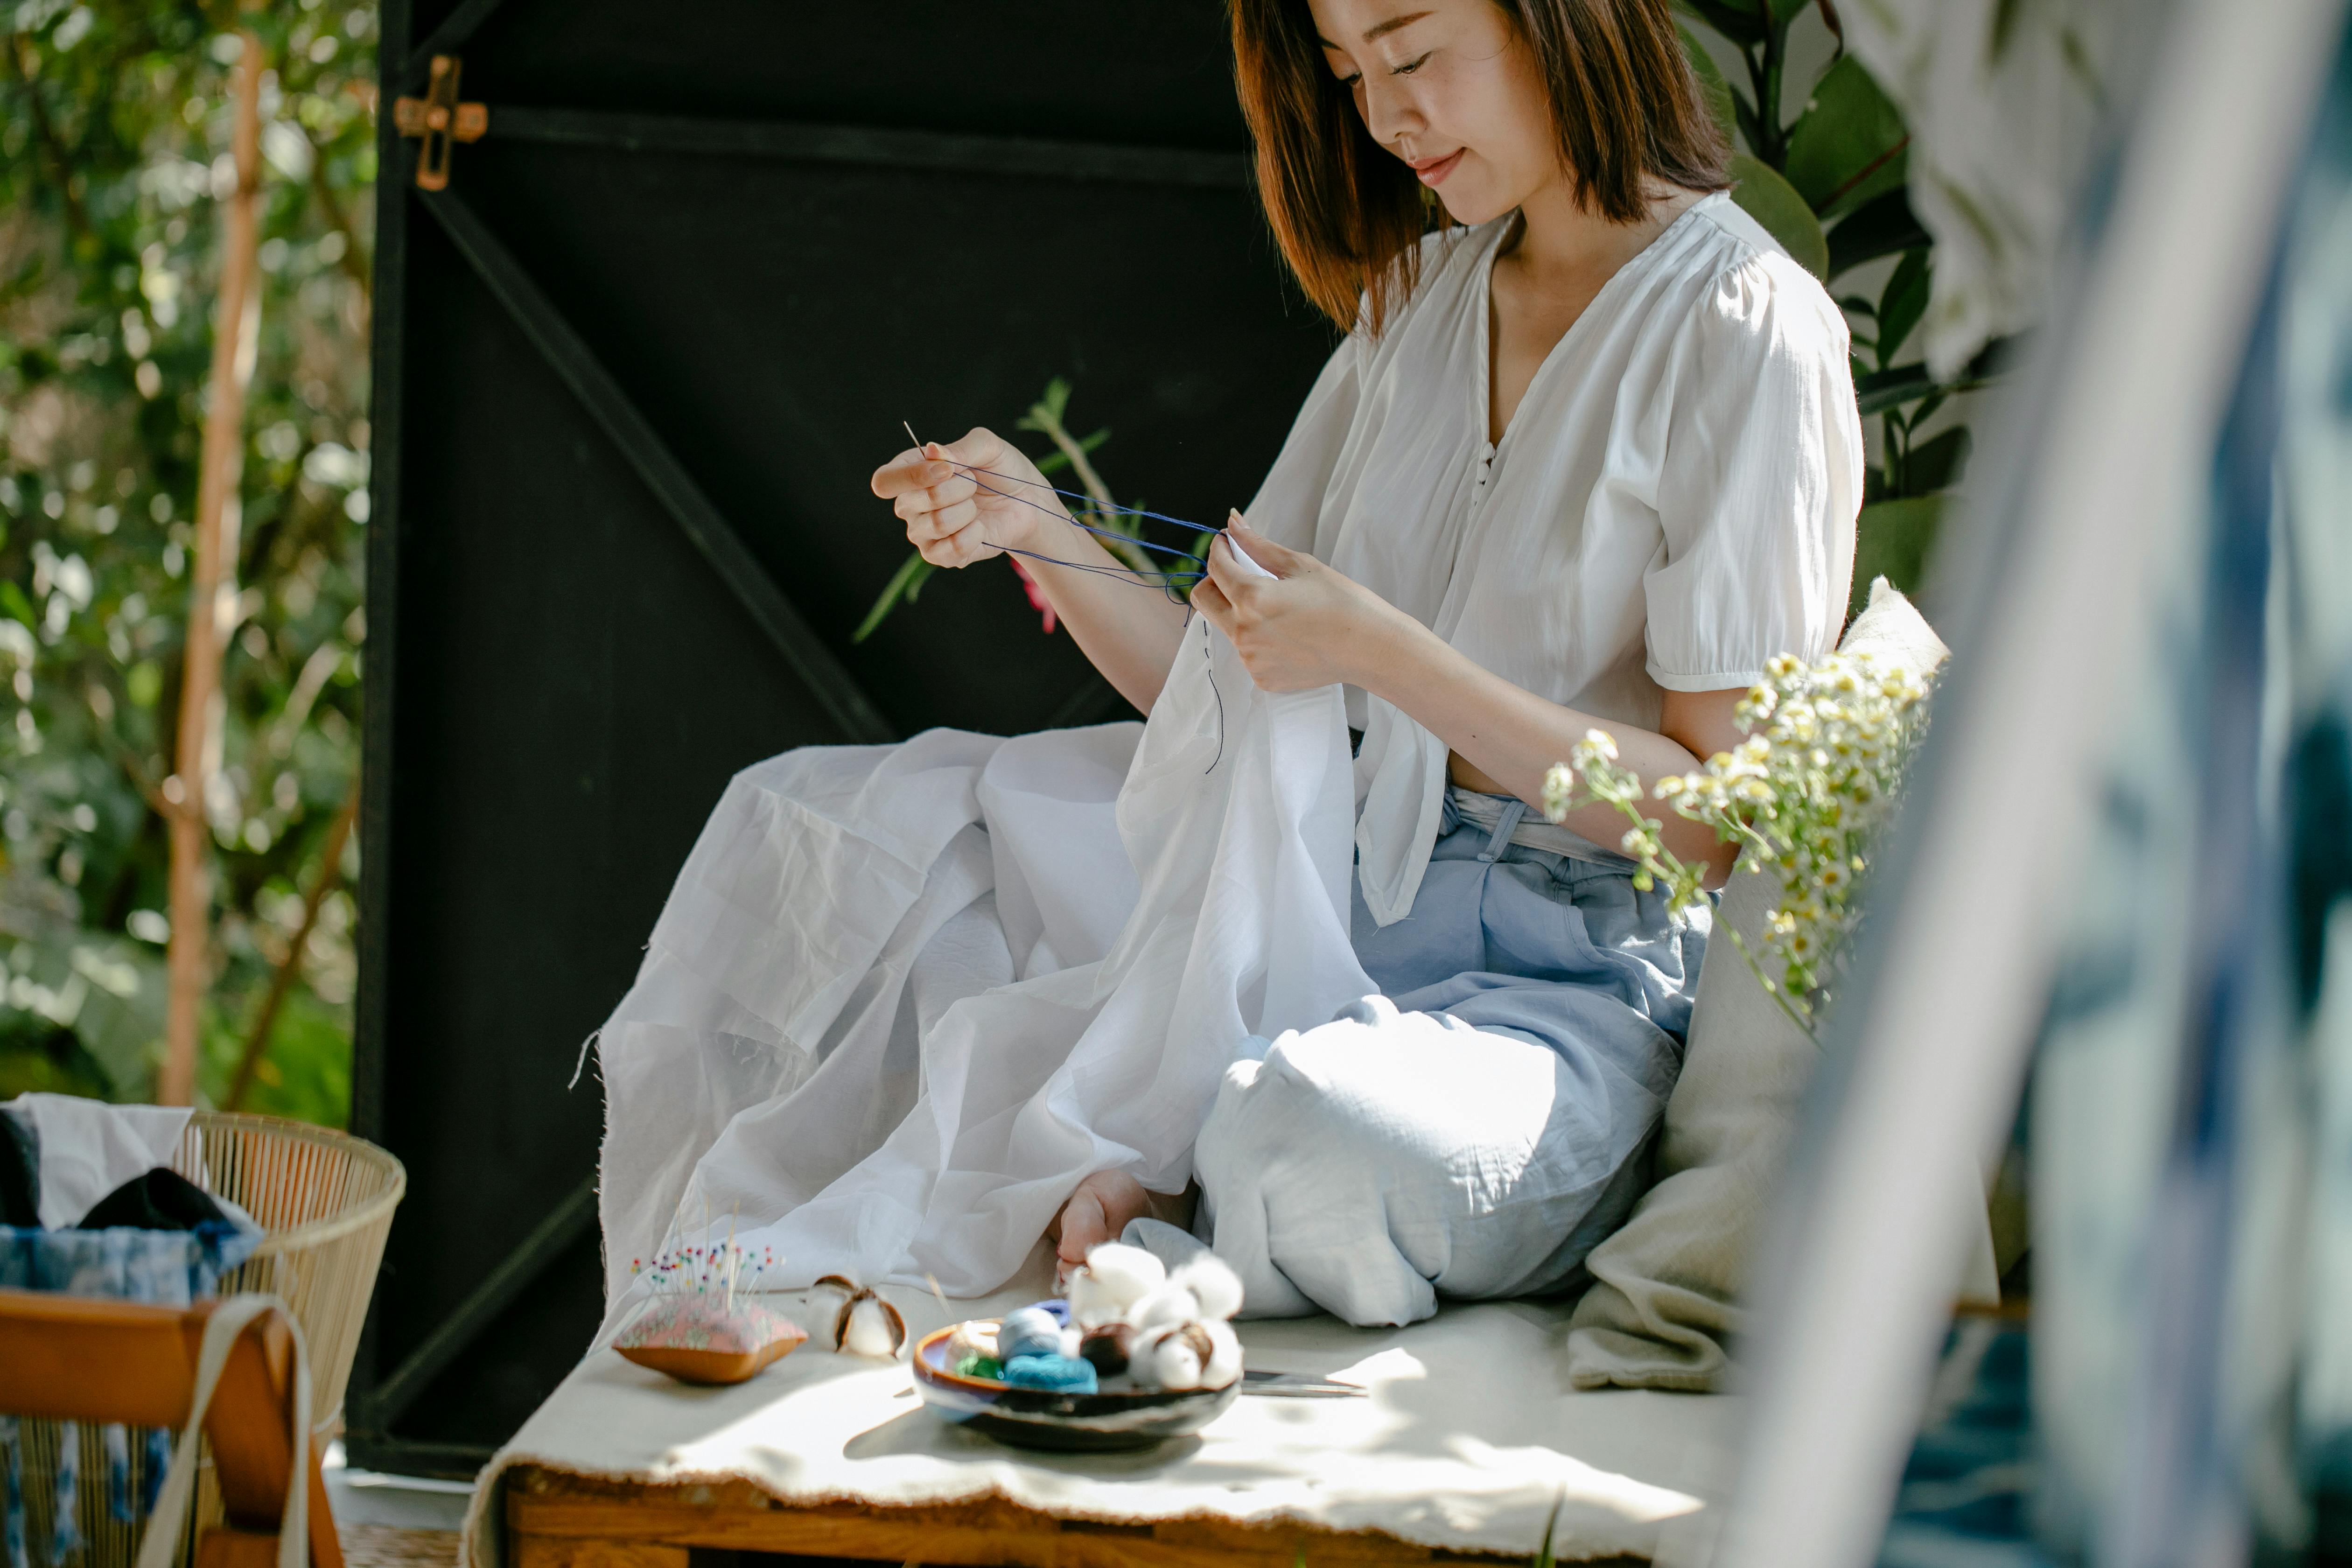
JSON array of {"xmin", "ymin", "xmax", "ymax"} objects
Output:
[
  {"xmin": 911, "ymin": 1323, "xmax": 1239, "ymax": 1452},
  {"xmin": 616, "ymin": 1332, "xmax": 802, "ymax": 1386}
]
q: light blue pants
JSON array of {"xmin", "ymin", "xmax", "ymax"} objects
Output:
[{"xmin": 1170, "ymin": 791, "xmax": 1706, "ymax": 1327}]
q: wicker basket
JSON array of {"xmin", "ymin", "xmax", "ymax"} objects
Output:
[
  {"xmin": 4, "ymin": 1113, "xmax": 405, "ymax": 1568},
  {"xmin": 168, "ymin": 1111, "xmax": 407, "ymax": 1435}
]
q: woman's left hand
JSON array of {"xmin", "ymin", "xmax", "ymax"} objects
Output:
[{"xmin": 1189, "ymin": 513, "xmax": 1408, "ymax": 693}]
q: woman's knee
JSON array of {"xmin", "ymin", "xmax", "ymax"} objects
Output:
[
  {"xmin": 1194, "ymin": 1006, "xmax": 1491, "ymax": 1324},
  {"xmin": 1196, "ymin": 1001, "xmax": 1628, "ymax": 1295},
  {"xmin": 1197, "ymin": 1003, "xmax": 1483, "ymax": 1214}
]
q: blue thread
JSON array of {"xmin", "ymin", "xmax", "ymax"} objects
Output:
[
  {"xmin": 988, "ymin": 539, "xmax": 1205, "ymax": 594},
  {"xmin": 964, "ymin": 471, "xmax": 1213, "ymax": 563},
  {"xmin": 949, "ymin": 463, "xmax": 1222, "ymax": 537},
  {"xmin": 943, "ymin": 462, "xmax": 1218, "ymax": 606},
  {"xmin": 1200, "ymin": 616, "xmax": 1225, "ymax": 776}
]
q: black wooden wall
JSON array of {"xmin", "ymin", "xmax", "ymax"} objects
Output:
[{"xmin": 348, "ymin": 0, "xmax": 1339, "ymax": 1470}]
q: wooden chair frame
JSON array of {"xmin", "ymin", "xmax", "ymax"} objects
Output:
[{"xmin": 0, "ymin": 1288, "xmax": 344, "ymax": 1568}]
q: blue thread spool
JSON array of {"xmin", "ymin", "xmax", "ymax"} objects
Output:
[{"xmin": 997, "ymin": 1306, "xmax": 1062, "ymax": 1361}]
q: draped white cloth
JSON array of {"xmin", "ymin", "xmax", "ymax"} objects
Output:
[
  {"xmin": 596, "ymin": 594, "xmax": 1378, "ymax": 1323},
  {"xmin": 595, "ymin": 193, "xmax": 1858, "ymax": 1323}
]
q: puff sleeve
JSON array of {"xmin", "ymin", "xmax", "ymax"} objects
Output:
[{"xmin": 1642, "ymin": 252, "xmax": 1861, "ymax": 691}]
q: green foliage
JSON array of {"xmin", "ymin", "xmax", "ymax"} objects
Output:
[
  {"xmin": 851, "ymin": 549, "xmax": 934, "ymax": 644},
  {"xmin": 1726, "ymin": 153, "xmax": 1826, "ymax": 278},
  {"xmin": 1680, "ymin": 0, "xmax": 1992, "ymax": 608},
  {"xmin": 1781, "ymin": 56, "xmax": 1909, "ymax": 221},
  {"xmin": 0, "ymin": 1015, "xmax": 112, "ymax": 1099},
  {"xmin": 0, "ymin": 0, "xmax": 376, "ymax": 1123},
  {"xmin": 1014, "ymin": 378, "xmax": 1155, "ymax": 579},
  {"xmin": 1850, "ymin": 495, "xmax": 1947, "ymax": 618},
  {"xmin": 200, "ymin": 976, "xmax": 348, "ymax": 1122}
]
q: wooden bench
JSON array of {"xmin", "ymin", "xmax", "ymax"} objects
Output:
[{"xmin": 503, "ymin": 1466, "xmax": 1644, "ymax": 1568}]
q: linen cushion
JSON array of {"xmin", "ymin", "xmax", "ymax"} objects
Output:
[{"xmin": 1563, "ymin": 577, "xmax": 1982, "ymax": 1390}]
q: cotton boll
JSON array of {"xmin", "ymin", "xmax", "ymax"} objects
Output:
[
  {"xmin": 1067, "ymin": 1243, "xmax": 1166, "ymax": 1328},
  {"xmin": 1133, "ymin": 1322, "xmax": 1216, "ymax": 1390},
  {"xmin": 1127, "ymin": 1283, "xmax": 1203, "ymax": 1331},
  {"xmin": 1169, "ymin": 1254, "xmax": 1244, "ymax": 1320},
  {"xmin": 836, "ymin": 1295, "xmax": 906, "ymax": 1358},
  {"xmin": 1197, "ymin": 1317, "xmax": 1242, "ymax": 1389},
  {"xmin": 817, "ymin": 1276, "xmax": 908, "ymax": 1358}
]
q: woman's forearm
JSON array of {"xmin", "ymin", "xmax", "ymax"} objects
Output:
[
  {"xmin": 1358, "ymin": 614, "xmax": 1738, "ymax": 876},
  {"xmin": 1008, "ymin": 515, "xmax": 1193, "ymax": 713}
]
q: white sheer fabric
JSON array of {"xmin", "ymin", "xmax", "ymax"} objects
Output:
[
  {"xmin": 595, "ymin": 192, "xmax": 1859, "ymax": 1323},
  {"xmin": 596, "ymin": 604, "xmax": 1376, "ymax": 1325}
]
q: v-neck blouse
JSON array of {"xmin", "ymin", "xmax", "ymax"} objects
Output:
[{"xmin": 1242, "ymin": 192, "xmax": 1862, "ymax": 924}]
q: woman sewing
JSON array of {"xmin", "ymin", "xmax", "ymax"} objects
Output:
[{"xmin": 596, "ymin": 0, "xmax": 1856, "ymax": 1331}]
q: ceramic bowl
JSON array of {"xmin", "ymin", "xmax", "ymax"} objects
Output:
[{"xmin": 911, "ymin": 1322, "xmax": 1239, "ymax": 1452}]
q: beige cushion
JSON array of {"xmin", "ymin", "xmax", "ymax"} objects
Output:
[{"xmin": 1564, "ymin": 578, "xmax": 1972, "ymax": 1391}]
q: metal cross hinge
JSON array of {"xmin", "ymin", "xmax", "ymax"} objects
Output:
[{"xmin": 393, "ymin": 54, "xmax": 487, "ymax": 191}]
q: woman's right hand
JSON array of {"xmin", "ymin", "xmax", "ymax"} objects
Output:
[{"xmin": 868, "ymin": 427, "xmax": 1058, "ymax": 569}]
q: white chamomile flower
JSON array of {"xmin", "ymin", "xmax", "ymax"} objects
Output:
[{"xmin": 1539, "ymin": 647, "xmax": 1934, "ymax": 1040}]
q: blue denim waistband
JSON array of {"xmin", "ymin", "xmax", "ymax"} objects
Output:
[{"xmin": 1441, "ymin": 785, "xmax": 1638, "ymax": 871}]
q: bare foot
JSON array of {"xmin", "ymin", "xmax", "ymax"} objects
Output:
[{"xmin": 1048, "ymin": 1171, "xmax": 1158, "ymax": 1290}]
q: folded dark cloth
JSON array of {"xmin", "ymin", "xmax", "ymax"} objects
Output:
[
  {"xmin": 77, "ymin": 1167, "xmax": 230, "ymax": 1232},
  {"xmin": 0, "ymin": 1106, "xmax": 37, "ymax": 1228}
]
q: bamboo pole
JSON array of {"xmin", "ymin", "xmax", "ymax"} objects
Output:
[{"xmin": 160, "ymin": 28, "xmax": 265, "ymax": 1107}]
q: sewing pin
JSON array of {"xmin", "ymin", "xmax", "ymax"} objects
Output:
[{"xmin": 725, "ymin": 1203, "xmax": 740, "ymax": 1312}]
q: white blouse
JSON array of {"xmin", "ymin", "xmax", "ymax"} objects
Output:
[{"xmin": 1243, "ymin": 192, "xmax": 1862, "ymax": 924}]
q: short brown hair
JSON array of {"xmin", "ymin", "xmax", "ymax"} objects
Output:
[{"xmin": 1231, "ymin": 0, "xmax": 1731, "ymax": 334}]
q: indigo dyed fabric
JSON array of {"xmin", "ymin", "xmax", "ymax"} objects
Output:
[
  {"xmin": 0, "ymin": 1110, "xmax": 36, "ymax": 1230},
  {"xmin": 44, "ymin": 1429, "xmax": 73, "ymax": 1568},
  {"xmin": 0, "ymin": 1221, "xmax": 257, "ymax": 1305},
  {"xmin": 3, "ymin": 1417, "xmax": 24, "ymax": 1568},
  {"xmin": 76, "ymin": 1169, "xmax": 229, "ymax": 1234},
  {"xmin": 1191, "ymin": 792, "xmax": 1704, "ymax": 1326},
  {"xmin": 1876, "ymin": 1320, "xmax": 2047, "ymax": 1568}
]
